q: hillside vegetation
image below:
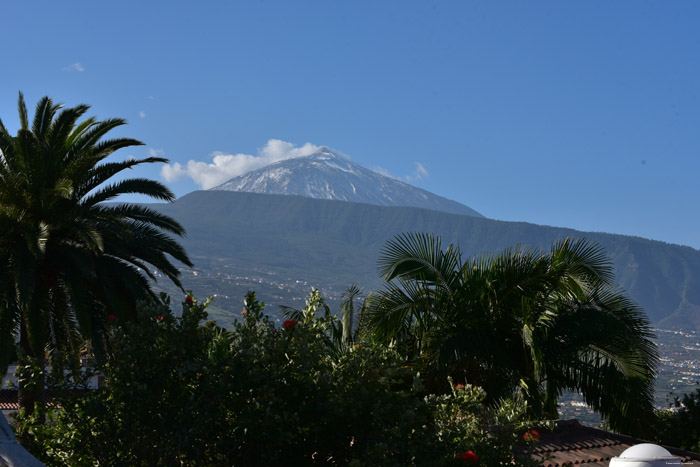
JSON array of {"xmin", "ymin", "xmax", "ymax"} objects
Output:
[{"xmin": 149, "ymin": 191, "xmax": 700, "ymax": 331}]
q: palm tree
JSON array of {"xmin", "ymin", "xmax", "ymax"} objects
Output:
[
  {"xmin": 0, "ymin": 93, "xmax": 193, "ymax": 416},
  {"xmin": 365, "ymin": 232, "xmax": 658, "ymax": 434}
]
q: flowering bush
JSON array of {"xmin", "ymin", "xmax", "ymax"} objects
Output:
[
  {"xmin": 19, "ymin": 290, "xmax": 543, "ymax": 466},
  {"xmin": 456, "ymin": 450, "xmax": 478, "ymax": 462},
  {"xmin": 282, "ymin": 318, "xmax": 298, "ymax": 328}
]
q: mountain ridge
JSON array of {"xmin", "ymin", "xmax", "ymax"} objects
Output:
[
  {"xmin": 150, "ymin": 191, "xmax": 700, "ymax": 332},
  {"xmin": 209, "ymin": 147, "xmax": 483, "ymax": 217}
]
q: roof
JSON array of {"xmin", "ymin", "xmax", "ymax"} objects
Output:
[
  {"xmin": 0, "ymin": 390, "xmax": 55, "ymax": 411},
  {"xmin": 0, "ymin": 391, "xmax": 18, "ymax": 411},
  {"xmin": 534, "ymin": 419, "xmax": 700, "ymax": 466}
]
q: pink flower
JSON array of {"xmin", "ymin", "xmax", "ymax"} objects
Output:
[
  {"xmin": 523, "ymin": 429, "xmax": 540, "ymax": 441},
  {"xmin": 185, "ymin": 295, "xmax": 194, "ymax": 305},
  {"xmin": 107, "ymin": 314, "xmax": 118, "ymax": 322},
  {"xmin": 456, "ymin": 450, "xmax": 478, "ymax": 462},
  {"xmin": 455, "ymin": 383, "xmax": 465, "ymax": 390},
  {"xmin": 241, "ymin": 309, "xmax": 247, "ymax": 316},
  {"xmin": 356, "ymin": 344, "xmax": 360, "ymax": 350},
  {"xmin": 156, "ymin": 315, "xmax": 165, "ymax": 323},
  {"xmin": 283, "ymin": 319, "xmax": 298, "ymax": 329}
]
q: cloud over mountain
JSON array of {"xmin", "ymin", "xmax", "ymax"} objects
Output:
[
  {"xmin": 161, "ymin": 139, "xmax": 320, "ymax": 189},
  {"xmin": 209, "ymin": 146, "xmax": 478, "ymax": 217}
]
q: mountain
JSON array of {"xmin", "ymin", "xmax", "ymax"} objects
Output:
[
  {"xmin": 149, "ymin": 191, "xmax": 700, "ymax": 332},
  {"xmin": 210, "ymin": 147, "xmax": 483, "ymax": 217}
]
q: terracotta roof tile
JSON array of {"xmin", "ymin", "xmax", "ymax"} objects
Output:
[
  {"xmin": 534, "ymin": 419, "xmax": 700, "ymax": 466},
  {"xmin": 0, "ymin": 389, "xmax": 56, "ymax": 411},
  {"xmin": 0, "ymin": 390, "xmax": 18, "ymax": 411}
]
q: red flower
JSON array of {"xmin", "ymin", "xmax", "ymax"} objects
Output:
[
  {"xmin": 455, "ymin": 383, "xmax": 465, "ymax": 390},
  {"xmin": 283, "ymin": 319, "xmax": 298, "ymax": 329},
  {"xmin": 523, "ymin": 429, "xmax": 540, "ymax": 441},
  {"xmin": 456, "ymin": 450, "xmax": 478, "ymax": 462},
  {"xmin": 185, "ymin": 295, "xmax": 194, "ymax": 305},
  {"xmin": 156, "ymin": 315, "xmax": 165, "ymax": 323},
  {"xmin": 107, "ymin": 314, "xmax": 118, "ymax": 322},
  {"xmin": 356, "ymin": 344, "xmax": 360, "ymax": 350}
]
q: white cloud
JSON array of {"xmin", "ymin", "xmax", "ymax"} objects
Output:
[
  {"xmin": 139, "ymin": 111, "xmax": 146, "ymax": 118},
  {"xmin": 405, "ymin": 162, "xmax": 429, "ymax": 182},
  {"xmin": 63, "ymin": 62, "xmax": 85, "ymax": 72},
  {"xmin": 160, "ymin": 139, "xmax": 321, "ymax": 189},
  {"xmin": 371, "ymin": 165, "xmax": 396, "ymax": 179},
  {"xmin": 161, "ymin": 162, "xmax": 186, "ymax": 182},
  {"xmin": 148, "ymin": 148, "xmax": 165, "ymax": 157},
  {"xmin": 371, "ymin": 162, "xmax": 430, "ymax": 183}
]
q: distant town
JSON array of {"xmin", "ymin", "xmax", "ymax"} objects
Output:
[
  {"xmin": 151, "ymin": 264, "xmax": 354, "ymax": 327},
  {"xmin": 559, "ymin": 328, "xmax": 700, "ymax": 426}
]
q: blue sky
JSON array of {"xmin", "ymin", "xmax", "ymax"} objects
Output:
[{"xmin": 3, "ymin": 1, "xmax": 700, "ymax": 248}]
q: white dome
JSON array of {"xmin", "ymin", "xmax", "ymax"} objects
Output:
[
  {"xmin": 609, "ymin": 443, "xmax": 682, "ymax": 467},
  {"xmin": 620, "ymin": 444, "xmax": 673, "ymax": 459}
]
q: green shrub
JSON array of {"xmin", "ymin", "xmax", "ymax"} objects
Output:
[
  {"xmin": 17, "ymin": 291, "xmax": 543, "ymax": 466},
  {"xmin": 650, "ymin": 388, "xmax": 700, "ymax": 452}
]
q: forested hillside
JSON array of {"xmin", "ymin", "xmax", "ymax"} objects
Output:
[{"xmin": 149, "ymin": 191, "xmax": 700, "ymax": 331}]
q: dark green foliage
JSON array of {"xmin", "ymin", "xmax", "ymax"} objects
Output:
[
  {"xmin": 650, "ymin": 389, "xmax": 700, "ymax": 452},
  {"xmin": 0, "ymin": 93, "xmax": 192, "ymax": 381},
  {"xmin": 19, "ymin": 293, "xmax": 543, "ymax": 466},
  {"xmin": 365, "ymin": 233, "xmax": 658, "ymax": 435}
]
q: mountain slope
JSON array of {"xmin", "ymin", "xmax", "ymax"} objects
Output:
[
  {"xmin": 151, "ymin": 191, "xmax": 700, "ymax": 331},
  {"xmin": 210, "ymin": 147, "xmax": 483, "ymax": 217}
]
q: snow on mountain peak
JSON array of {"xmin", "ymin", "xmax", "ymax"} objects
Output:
[{"xmin": 209, "ymin": 148, "xmax": 483, "ymax": 217}]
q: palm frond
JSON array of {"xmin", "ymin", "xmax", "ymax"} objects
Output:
[
  {"xmin": 17, "ymin": 92, "xmax": 29, "ymax": 130},
  {"xmin": 47, "ymin": 104, "xmax": 90, "ymax": 155},
  {"xmin": 94, "ymin": 204, "xmax": 186, "ymax": 235},
  {"xmin": 75, "ymin": 157, "xmax": 168, "ymax": 198},
  {"xmin": 280, "ymin": 305, "xmax": 303, "ymax": 321},
  {"xmin": 550, "ymin": 237, "xmax": 614, "ymax": 289},
  {"xmin": 32, "ymin": 96, "xmax": 61, "ymax": 141},
  {"xmin": 68, "ymin": 118, "xmax": 129, "ymax": 155},
  {"xmin": 378, "ymin": 232, "xmax": 461, "ymax": 293},
  {"xmin": 83, "ymin": 178, "xmax": 175, "ymax": 205}
]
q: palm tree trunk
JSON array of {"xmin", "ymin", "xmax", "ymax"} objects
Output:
[
  {"xmin": 17, "ymin": 320, "xmax": 46, "ymax": 426},
  {"xmin": 543, "ymin": 381, "xmax": 559, "ymax": 420}
]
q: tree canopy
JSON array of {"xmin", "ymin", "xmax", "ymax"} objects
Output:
[
  {"xmin": 0, "ymin": 92, "xmax": 192, "ymax": 388},
  {"xmin": 365, "ymin": 233, "xmax": 659, "ymax": 434}
]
